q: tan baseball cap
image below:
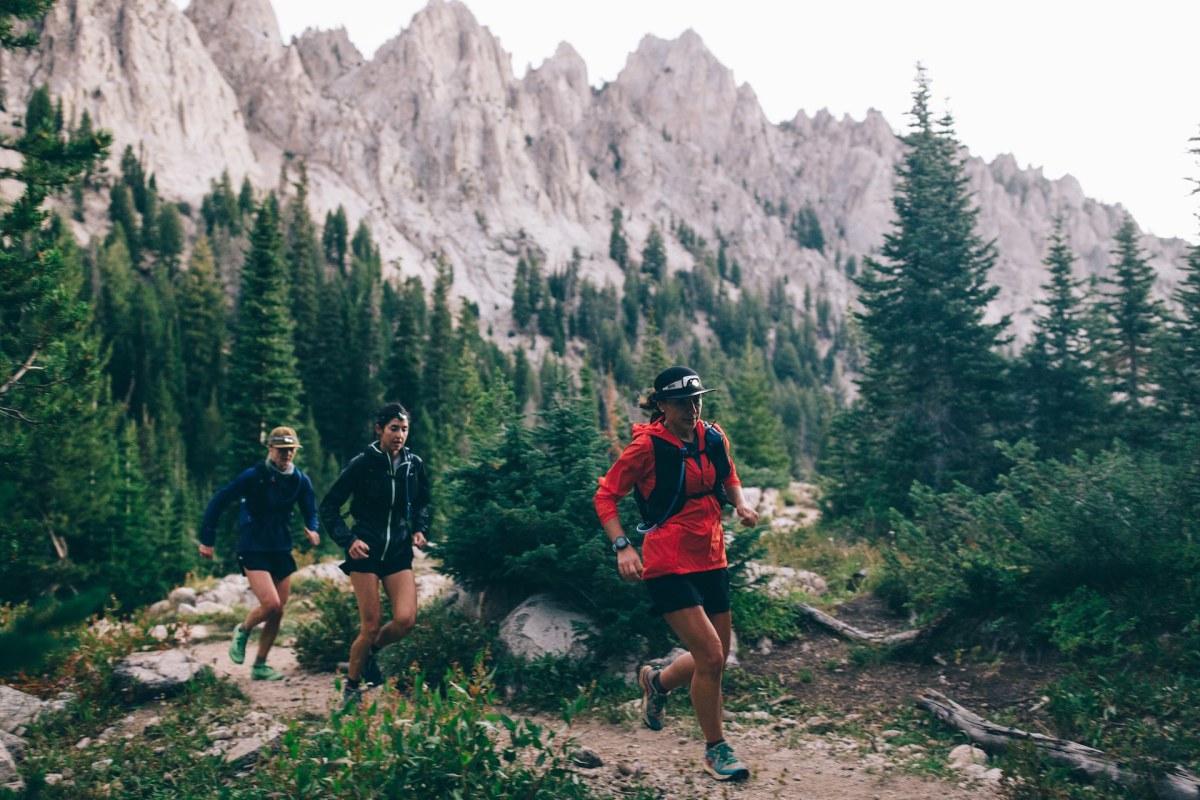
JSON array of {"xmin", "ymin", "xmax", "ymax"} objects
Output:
[{"xmin": 266, "ymin": 426, "xmax": 302, "ymax": 449}]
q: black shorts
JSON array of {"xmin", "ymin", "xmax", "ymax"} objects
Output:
[
  {"xmin": 238, "ymin": 551, "xmax": 298, "ymax": 582},
  {"xmin": 644, "ymin": 567, "xmax": 731, "ymax": 617},
  {"xmin": 339, "ymin": 542, "xmax": 413, "ymax": 578}
]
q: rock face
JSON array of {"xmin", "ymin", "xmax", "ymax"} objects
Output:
[
  {"xmin": 1, "ymin": 0, "xmax": 1189, "ymax": 345},
  {"xmin": 111, "ymin": 649, "xmax": 209, "ymax": 701}
]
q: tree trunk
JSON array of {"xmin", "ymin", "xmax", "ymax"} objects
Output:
[
  {"xmin": 916, "ymin": 689, "xmax": 1200, "ymax": 800},
  {"xmin": 795, "ymin": 602, "xmax": 934, "ymax": 647}
]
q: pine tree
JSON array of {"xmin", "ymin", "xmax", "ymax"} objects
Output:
[
  {"xmin": 723, "ymin": 340, "xmax": 790, "ymax": 483},
  {"xmin": 383, "ymin": 275, "xmax": 426, "ymax": 410},
  {"xmin": 1097, "ymin": 215, "xmax": 1162, "ymax": 440},
  {"xmin": 323, "ymin": 206, "xmax": 349, "ymax": 273},
  {"xmin": 609, "ymin": 207, "xmax": 629, "ymax": 269},
  {"xmin": 421, "ymin": 256, "xmax": 457, "ymax": 442},
  {"xmin": 0, "ymin": 60, "xmax": 109, "ymax": 472},
  {"xmin": 1018, "ymin": 217, "xmax": 1107, "ymax": 458},
  {"xmin": 1157, "ymin": 234, "xmax": 1200, "ymax": 422},
  {"xmin": 284, "ymin": 165, "xmax": 323, "ymax": 408},
  {"xmin": 223, "ymin": 194, "xmax": 302, "ymax": 471},
  {"xmin": 641, "ymin": 223, "xmax": 667, "ymax": 281},
  {"xmin": 823, "ymin": 69, "xmax": 1009, "ymax": 525},
  {"xmin": 175, "ymin": 236, "xmax": 227, "ymax": 482}
]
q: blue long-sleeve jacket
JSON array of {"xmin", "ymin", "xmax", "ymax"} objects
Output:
[{"xmin": 199, "ymin": 462, "xmax": 318, "ymax": 552}]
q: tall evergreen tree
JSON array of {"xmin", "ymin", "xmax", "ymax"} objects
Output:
[
  {"xmin": 223, "ymin": 195, "xmax": 302, "ymax": 472},
  {"xmin": 609, "ymin": 207, "xmax": 629, "ymax": 269},
  {"xmin": 175, "ymin": 236, "xmax": 227, "ymax": 482},
  {"xmin": 421, "ymin": 256, "xmax": 457, "ymax": 444},
  {"xmin": 0, "ymin": 15, "xmax": 137, "ymax": 602},
  {"xmin": 1097, "ymin": 215, "xmax": 1162, "ymax": 440},
  {"xmin": 724, "ymin": 340, "xmax": 790, "ymax": 483},
  {"xmin": 284, "ymin": 165, "xmax": 323, "ymax": 409},
  {"xmin": 641, "ymin": 223, "xmax": 667, "ymax": 281},
  {"xmin": 1157, "ymin": 233, "xmax": 1200, "ymax": 422},
  {"xmin": 1018, "ymin": 217, "xmax": 1107, "ymax": 458},
  {"xmin": 383, "ymin": 275, "xmax": 426, "ymax": 410},
  {"xmin": 823, "ymin": 69, "xmax": 1009, "ymax": 525}
]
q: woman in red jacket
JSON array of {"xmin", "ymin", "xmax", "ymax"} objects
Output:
[{"xmin": 594, "ymin": 366, "xmax": 759, "ymax": 782}]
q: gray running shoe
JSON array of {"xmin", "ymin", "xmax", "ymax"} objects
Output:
[{"xmin": 638, "ymin": 665, "xmax": 667, "ymax": 731}]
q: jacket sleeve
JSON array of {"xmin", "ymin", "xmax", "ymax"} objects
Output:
[
  {"xmin": 299, "ymin": 474, "xmax": 319, "ymax": 532},
  {"xmin": 199, "ymin": 467, "xmax": 258, "ymax": 547},
  {"xmin": 320, "ymin": 456, "xmax": 361, "ymax": 549},
  {"xmin": 412, "ymin": 457, "xmax": 431, "ymax": 535},
  {"xmin": 593, "ymin": 436, "xmax": 655, "ymax": 526}
]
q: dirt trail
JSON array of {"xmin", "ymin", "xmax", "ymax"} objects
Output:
[{"xmin": 184, "ymin": 627, "xmax": 1002, "ymax": 800}]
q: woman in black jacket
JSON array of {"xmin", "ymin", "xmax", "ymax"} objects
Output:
[{"xmin": 319, "ymin": 402, "xmax": 430, "ymax": 706}]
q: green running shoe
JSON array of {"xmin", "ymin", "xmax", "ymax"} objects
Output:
[
  {"xmin": 704, "ymin": 742, "xmax": 750, "ymax": 782},
  {"xmin": 228, "ymin": 624, "xmax": 249, "ymax": 665},
  {"xmin": 638, "ymin": 665, "xmax": 667, "ymax": 731},
  {"xmin": 250, "ymin": 663, "xmax": 284, "ymax": 681}
]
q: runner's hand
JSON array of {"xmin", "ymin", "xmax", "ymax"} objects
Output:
[
  {"xmin": 617, "ymin": 547, "xmax": 643, "ymax": 581},
  {"xmin": 413, "ymin": 530, "xmax": 428, "ymax": 549},
  {"xmin": 198, "ymin": 544, "xmax": 214, "ymax": 560},
  {"xmin": 735, "ymin": 504, "xmax": 758, "ymax": 527},
  {"xmin": 348, "ymin": 539, "xmax": 370, "ymax": 559},
  {"xmin": 305, "ymin": 528, "xmax": 320, "ymax": 546}
]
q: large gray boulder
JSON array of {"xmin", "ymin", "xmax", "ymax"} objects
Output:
[
  {"xmin": 0, "ymin": 687, "xmax": 46, "ymax": 734},
  {"xmin": 0, "ymin": 739, "xmax": 20, "ymax": 789},
  {"xmin": 111, "ymin": 650, "xmax": 209, "ymax": 701},
  {"xmin": 498, "ymin": 594, "xmax": 597, "ymax": 662}
]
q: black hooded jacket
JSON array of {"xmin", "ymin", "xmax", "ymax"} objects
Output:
[{"xmin": 319, "ymin": 442, "xmax": 431, "ymax": 561}]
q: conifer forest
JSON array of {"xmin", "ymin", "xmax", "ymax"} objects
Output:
[{"xmin": 2, "ymin": 3, "xmax": 1200, "ymax": 798}]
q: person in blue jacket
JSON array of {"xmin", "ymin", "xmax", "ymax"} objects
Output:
[
  {"xmin": 320, "ymin": 402, "xmax": 430, "ymax": 706},
  {"xmin": 198, "ymin": 426, "xmax": 320, "ymax": 681}
]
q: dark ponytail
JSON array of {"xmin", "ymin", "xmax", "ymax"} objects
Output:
[{"xmin": 639, "ymin": 391, "xmax": 664, "ymax": 424}]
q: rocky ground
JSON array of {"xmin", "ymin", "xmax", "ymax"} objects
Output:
[{"xmin": 171, "ymin": 589, "xmax": 1044, "ymax": 800}]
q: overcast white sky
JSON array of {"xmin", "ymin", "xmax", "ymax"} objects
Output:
[{"xmin": 186, "ymin": 0, "xmax": 1200, "ymax": 243}]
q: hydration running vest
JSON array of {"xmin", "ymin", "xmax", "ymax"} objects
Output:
[{"xmin": 634, "ymin": 422, "xmax": 731, "ymax": 533}]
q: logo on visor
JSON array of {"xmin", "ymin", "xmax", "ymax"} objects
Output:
[{"xmin": 660, "ymin": 376, "xmax": 702, "ymax": 392}]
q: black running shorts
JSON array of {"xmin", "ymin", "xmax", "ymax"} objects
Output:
[
  {"xmin": 644, "ymin": 567, "xmax": 731, "ymax": 617},
  {"xmin": 237, "ymin": 551, "xmax": 298, "ymax": 582},
  {"xmin": 339, "ymin": 542, "xmax": 414, "ymax": 578}
]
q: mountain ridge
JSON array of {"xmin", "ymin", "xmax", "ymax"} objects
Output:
[{"xmin": 2, "ymin": 0, "xmax": 1188, "ymax": 343}]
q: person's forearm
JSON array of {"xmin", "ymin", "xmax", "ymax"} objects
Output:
[{"xmin": 601, "ymin": 516, "xmax": 626, "ymax": 545}]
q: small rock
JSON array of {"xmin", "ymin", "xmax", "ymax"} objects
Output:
[
  {"xmin": 617, "ymin": 761, "xmax": 642, "ymax": 778},
  {"xmin": 43, "ymin": 773, "xmax": 64, "ymax": 785},
  {"xmin": 948, "ymin": 744, "xmax": 989, "ymax": 770},
  {"xmin": 881, "ymin": 729, "xmax": 902, "ymax": 739},
  {"xmin": 74, "ymin": 737, "xmax": 92, "ymax": 749},
  {"xmin": 91, "ymin": 758, "xmax": 113, "ymax": 772},
  {"xmin": 207, "ymin": 727, "xmax": 234, "ymax": 741},
  {"xmin": 169, "ymin": 587, "xmax": 198, "ymax": 607},
  {"xmin": 571, "ymin": 748, "xmax": 603, "ymax": 769}
]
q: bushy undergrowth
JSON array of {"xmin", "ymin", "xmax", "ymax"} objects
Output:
[
  {"xmin": 376, "ymin": 603, "xmax": 499, "ymax": 691},
  {"xmin": 245, "ymin": 660, "xmax": 596, "ymax": 800},
  {"xmin": 879, "ymin": 441, "xmax": 1199, "ymax": 640},
  {"xmin": 293, "ymin": 580, "xmax": 360, "ymax": 671},
  {"xmin": 878, "ymin": 439, "xmax": 1200, "ymax": 787}
]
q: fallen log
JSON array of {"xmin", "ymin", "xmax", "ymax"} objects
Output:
[
  {"xmin": 916, "ymin": 688, "xmax": 1200, "ymax": 800},
  {"xmin": 794, "ymin": 602, "xmax": 932, "ymax": 647}
]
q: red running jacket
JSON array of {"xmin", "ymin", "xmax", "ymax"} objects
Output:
[{"xmin": 594, "ymin": 419, "xmax": 741, "ymax": 579}]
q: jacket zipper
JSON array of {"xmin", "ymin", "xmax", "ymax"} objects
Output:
[{"xmin": 382, "ymin": 451, "xmax": 395, "ymax": 561}]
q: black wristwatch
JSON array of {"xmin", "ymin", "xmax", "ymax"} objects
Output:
[{"xmin": 612, "ymin": 536, "xmax": 631, "ymax": 553}]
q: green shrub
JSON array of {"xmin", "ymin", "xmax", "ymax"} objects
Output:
[
  {"xmin": 495, "ymin": 652, "xmax": 627, "ymax": 713},
  {"xmin": 881, "ymin": 441, "xmax": 1200, "ymax": 637},
  {"xmin": 730, "ymin": 587, "xmax": 801, "ymax": 643},
  {"xmin": 245, "ymin": 659, "xmax": 596, "ymax": 800},
  {"xmin": 293, "ymin": 581, "xmax": 359, "ymax": 671},
  {"xmin": 375, "ymin": 603, "xmax": 498, "ymax": 690},
  {"xmin": 439, "ymin": 398, "xmax": 663, "ymax": 659}
]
